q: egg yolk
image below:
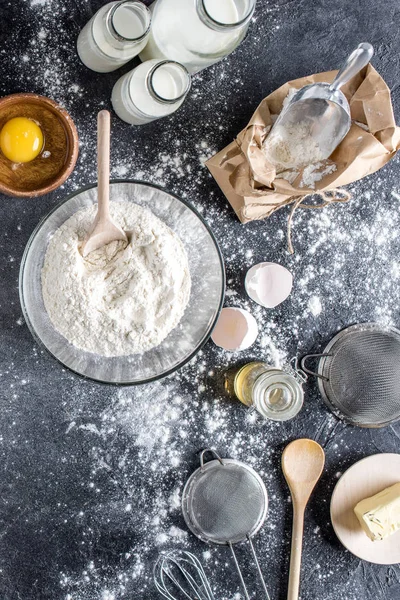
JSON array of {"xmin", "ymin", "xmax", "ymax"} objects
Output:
[{"xmin": 0, "ymin": 117, "xmax": 44, "ymax": 163}]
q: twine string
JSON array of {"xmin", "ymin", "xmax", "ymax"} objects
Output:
[{"xmin": 287, "ymin": 189, "xmax": 352, "ymax": 254}]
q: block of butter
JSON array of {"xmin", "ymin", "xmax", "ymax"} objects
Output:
[{"xmin": 354, "ymin": 482, "xmax": 400, "ymax": 541}]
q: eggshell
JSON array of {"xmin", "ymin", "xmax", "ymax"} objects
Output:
[
  {"xmin": 211, "ymin": 307, "xmax": 258, "ymax": 351},
  {"xmin": 245, "ymin": 262, "xmax": 293, "ymax": 308}
]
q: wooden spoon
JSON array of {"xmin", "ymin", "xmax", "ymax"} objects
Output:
[
  {"xmin": 282, "ymin": 439, "xmax": 325, "ymax": 600},
  {"xmin": 81, "ymin": 110, "xmax": 127, "ymax": 257}
]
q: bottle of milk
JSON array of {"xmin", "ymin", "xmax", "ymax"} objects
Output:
[
  {"xmin": 77, "ymin": 1, "xmax": 151, "ymax": 73},
  {"xmin": 139, "ymin": 0, "xmax": 256, "ymax": 73},
  {"xmin": 111, "ymin": 59, "xmax": 191, "ymax": 124}
]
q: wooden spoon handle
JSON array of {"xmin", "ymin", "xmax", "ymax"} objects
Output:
[
  {"xmin": 97, "ymin": 110, "xmax": 110, "ymax": 221},
  {"xmin": 287, "ymin": 505, "xmax": 305, "ymax": 600}
]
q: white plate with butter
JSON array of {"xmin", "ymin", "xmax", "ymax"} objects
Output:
[{"xmin": 330, "ymin": 453, "xmax": 400, "ymax": 564}]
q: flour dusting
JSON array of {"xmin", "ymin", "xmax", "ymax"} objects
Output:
[{"xmin": 308, "ymin": 296, "xmax": 322, "ymax": 316}]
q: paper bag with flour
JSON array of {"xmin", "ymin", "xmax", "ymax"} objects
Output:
[{"xmin": 206, "ymin": 65, "xmax": 400, "ymax": 234}]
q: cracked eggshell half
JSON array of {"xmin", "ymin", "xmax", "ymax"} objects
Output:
[
  {"xmin": 211, "ymin": 307, "xmax": 258, "ymax": 351},
  {"xmin": 245, "ymin": 262, "xmax": 293, "ymax": 308}
]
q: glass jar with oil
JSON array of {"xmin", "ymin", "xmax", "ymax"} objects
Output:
[{"xmin": 232, "ymin": 361, "xmax": 305, "ymax": 421}]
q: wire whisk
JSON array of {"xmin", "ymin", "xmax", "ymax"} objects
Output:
[{"xmin": 154, "ymin": 549, "xmax": 215, "ymax": 600}]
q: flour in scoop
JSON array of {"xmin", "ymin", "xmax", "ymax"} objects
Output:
[
  {"xmin": 41, "ymin": 202, "xmax": 191, "ymax": 357},
  {"xmin": 263, "ymin": 120, "xmax": 326, "ymax": 169}
]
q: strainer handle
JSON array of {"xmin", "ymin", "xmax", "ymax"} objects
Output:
[
  {"xmin": 229, "ymin": 543, "xmax": 251, "ymax": 600},
  {"xmin": 248, "ymin": 537, "xmax": 271, "ymax": 600},
  {"xmin": 229, "ymin": 539, "xmax": 272, "ymax": 600},
  {"xmin": 300, "ymin": 354, "xmax": 331, "ymax": 381},
  {"xmin": 200, "ymin": 448, "xmax": 224, "ymax": 471}
]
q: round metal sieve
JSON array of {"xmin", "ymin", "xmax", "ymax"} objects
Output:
[
  {"xmin": 301, "ymin": 323, "xmax": 400, "ymax": 428},
  {"xmin": 182, "ymin": 453, "xmax": 267, "ymax": 544},
  {"xmin": 182, "ymin": 449, "xmax": 270, "ymax": 600}
]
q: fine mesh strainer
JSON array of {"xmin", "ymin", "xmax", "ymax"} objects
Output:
[
  {"xmin": 182, "ymin": 449, "xmax": 270, "ymax": 600},
  {"xmin": 301, "ymin": 323, "xmax": 400, "ymax": 428}
]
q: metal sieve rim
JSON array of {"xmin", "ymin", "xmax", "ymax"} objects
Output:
[
  {"xmin": 182, "ymin": 457, "xmax": 268, "ymax": 545},
  {"xmin": 317, "ymin": 323, "xmax": 400, "ymax": 428}
]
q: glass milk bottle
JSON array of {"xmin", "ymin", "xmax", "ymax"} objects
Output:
[
  {"xmin": 111, "ymin": 59, "xmax": 191, "ymax": 124},
  {"xmin": 77, "ymin": 1, "xmax": 151, "ymax": 73},
  {"xmin": 139, "ymin": 0, "xmax": 256, "ymax": 73}
]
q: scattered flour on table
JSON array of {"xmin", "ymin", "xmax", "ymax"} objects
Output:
[
  {"xmin": 41, "ymin": 202, "xmax": 190, "ymax": 356},
  {"xmin": 308, "ymin": 295, "xmax": 322, "ymax": 316}
]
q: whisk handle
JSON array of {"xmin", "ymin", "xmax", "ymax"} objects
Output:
[{"xmin": 330, "ymin": 42, "xmax": 374, "ymax": 92}]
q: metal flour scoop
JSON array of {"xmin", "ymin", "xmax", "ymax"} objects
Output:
[{"xmin": 265, "ymin": 43, "xmax": 374, "ymax": 169}]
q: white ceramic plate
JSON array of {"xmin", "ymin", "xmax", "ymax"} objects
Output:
[{"xmin": 330, "ymin": 453, "xmax": 400, "ymax": 564}]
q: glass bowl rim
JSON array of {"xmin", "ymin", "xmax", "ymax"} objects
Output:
[{"xmin": 19, "ymin": 179, "xmax": 226, "ymax": 386}]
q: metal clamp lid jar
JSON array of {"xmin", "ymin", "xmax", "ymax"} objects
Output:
[{"xmin": 234, "ymin": 361, "xmax": 306, "ymax": 421}]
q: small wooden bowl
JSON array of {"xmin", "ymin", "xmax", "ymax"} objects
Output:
[{"xmin": 0, "ymin": 93, "xmax": 79, "ymax": 197}]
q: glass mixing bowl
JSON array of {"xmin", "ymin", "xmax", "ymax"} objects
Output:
[{"xmin": 19, "ymin": 181, "xmax": 225, "ymax": 384}]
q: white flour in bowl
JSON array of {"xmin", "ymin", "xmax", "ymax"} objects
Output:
[{"xmin": 41, "ymin": 201, "xmax": 191, "ymax": 357}]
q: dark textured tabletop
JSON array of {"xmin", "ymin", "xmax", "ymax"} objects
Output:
[{"xmin": 1, "ymin": 1, "xmax": 400, "ymax": 599}]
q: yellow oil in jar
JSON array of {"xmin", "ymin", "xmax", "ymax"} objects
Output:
[
  {"xmin": 233, "ymin": 362, "xmax": 267, "ymax": 406},
  {"xmin": 227, "ymin": 361, "xmax": 305, "ymax": 421}
]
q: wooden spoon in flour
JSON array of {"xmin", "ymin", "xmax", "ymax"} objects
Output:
[{"xmin": 81, "ymin": 110, "xmax": 127, "ymax": 257}]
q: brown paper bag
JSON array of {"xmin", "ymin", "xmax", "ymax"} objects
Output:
[{"xmin": 206, "ymin": 64, "xmax": 400, "ymax": 224}]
